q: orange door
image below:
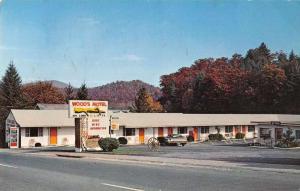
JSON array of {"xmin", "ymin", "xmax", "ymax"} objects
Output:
[
  {"xmin": 139, "ymin": 128, "xmax": 145, "ymax": 144},
  {"xmin": 158, "ymin": 127, "xmax": 164, "ymax": 137},
  {"xmin": 168, "ymin": 127, "xmax": 173, "ymax": 136},
  {"xmin": 50, "ymin": 128, "xmax": 57, "ymax": 145},
  {"xmin": 193, "ymin": 127, "xmax": 198, "ymax": 141}
]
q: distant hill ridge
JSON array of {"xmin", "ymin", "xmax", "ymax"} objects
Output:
[
  {"xmin": 24, "ymin": 80, "xmax": 70, "ymax": 89},
  {"xmin": 89, "ymin": 80, "xmax": 161, "ymax": 109},
  {"xmin": 24, "ymin": 80, "xmax": 161, "ymax": 109}
]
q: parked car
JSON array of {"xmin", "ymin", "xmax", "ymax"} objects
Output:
[{"xmin": 158, "ymin": 134, "xmax": 188, "ymax": 146}]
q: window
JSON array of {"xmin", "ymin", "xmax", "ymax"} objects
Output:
[
  {"xmin": 124, "ymin": 128, "xmax": 135, "ymax": 136},
  {"xmin": 296, "ymin": 130, "xmax": 300, "ymax": 139},
  {"xmin": 260, "ymin": 128, "xmax": 271, "ymax": 139},
  {"xmin": 201, "ymin": 127, "xmax": 209, "ymax": 134},
  {"xmin": 225, "ymin": 126, "xmax": 233, "ymax": 133},
  {"xmin": 248, "ymin": 126, "xmax": 255, "ymax": 132},
  {"xmin": 25, "ymin": 128, "xmax": 43, "ymax": 137},
  {"xmin": 178, "ymin": 127, "xmax": 187, "ymax": 134}
]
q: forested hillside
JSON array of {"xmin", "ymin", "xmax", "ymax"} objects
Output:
[
  {"xmin": 160, "ymin": 43, "xmax": 300, "ymax": 114},
  {"xmin": 88, "ymin": 80, "xmax": 161, "ymax": 109}
]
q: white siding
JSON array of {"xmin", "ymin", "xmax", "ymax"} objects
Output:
[
  {"xmin": 21, "ymin": 128, "xmax": 49, "ymax": 147},
  {"xmin": 57, "ymin": 127, "xmax": 75, "ymax": 146},
  {"xmin": 20, "ymin": 127, "xmax": 75, "ymax": 148}
]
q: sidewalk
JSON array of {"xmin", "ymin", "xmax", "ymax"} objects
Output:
[{"xmin": 9, "ymin": 149, "xmax": 300, "ymax": 175}]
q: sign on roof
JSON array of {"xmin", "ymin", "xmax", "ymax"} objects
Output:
[{"xmin": 68, "ymin": 100, "xmax": 108, "ymax": 118}]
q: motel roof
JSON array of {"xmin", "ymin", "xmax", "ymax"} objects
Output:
[
  {"xmin": 35, "ymin": 103, "xmax": 69, "ymax": 110},
  {"xmin": 113, "ymin": 113, "xmax": 300, "ymax": 128},
  {"xmin": 10, "ymin": 109, "xmax": 74, "ymax": 128},
  {"xmin": 8, "ymin": 109, "xmax": 300, "ymax": 128}
]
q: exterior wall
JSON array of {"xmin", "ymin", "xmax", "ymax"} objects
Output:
[
  {"xmin": 57, "ymin": 127, "xmax": 75, "ymax": 146},
  {"xmin": 113, "ymin": 125, "xmax": 300, "ymax": 145},
  {"xmin": 144, "ymin": 128, "xmax": 154, "ymax": 143},
  {"xmin": 257, "ymin": 125, "xmax": 300, "ymax": 141},
  {"xmin": 21, "ymin": 127, "xmax": 49, "ymax": 148},
  {"xmin": 20, "ymin": 127, "xmax": 75, "ymax": 148}
]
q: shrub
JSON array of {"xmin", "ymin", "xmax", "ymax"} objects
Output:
[
  {"xmin": 98, "ymin": 138, "xmax": 119, "ymax": 152},
  {"xmin": 118, "ymin": 137, "xmax": 128, "ymax": 145},
  {"xmin": 276, "ymin": 128, "xmax": 299, "ymax": 148},
  {"xmin": 235, "ymin": 132, "xmax": 245, "ymax": 139},
  {"xmin": 187, "ymin": 135, "xmax": 194, "ymax": 142},
  {"xmin": 208, "ymin": 134, "xmax": 224, "ymax": 141}
]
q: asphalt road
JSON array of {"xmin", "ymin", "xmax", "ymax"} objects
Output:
[{"xmin": 1, "ymin": 151, "xmax": 300, "ymax": 191}]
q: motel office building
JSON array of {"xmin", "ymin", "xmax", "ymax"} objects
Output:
[{"xmin": 5, "ymin": 106, "xmax": 300, "ymax": 148}]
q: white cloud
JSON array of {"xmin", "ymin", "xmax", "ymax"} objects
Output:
[
  {"xmin": 0, "ymin": 46, "xmax": 18, "ymax": 51},
  {"xmin": 77, "ymin": 17, "xmax": 100, "ymax": 26},
  {"xmin": 112, "ymin": 54, "xmax": 144, "ymax": 62}
]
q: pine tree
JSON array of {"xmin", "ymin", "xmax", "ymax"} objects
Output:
[
  {"xmin": 0, "ymin": 62, "xmax": 24, "ymax": 107},
  {"xmin": 64, "ymin": 83, "xmax": 74, "ymax": 103},
  {"xmin": 244, "ymin": 42, "xmax": 273, "ymax": 71},
  {"xmin": 0, "ymin": 62, "xmax": 25, "ymax": 126},
  {"xmin": 132, "ymin": 87, "xmax": 163, "ymax": 112},
  {"xmin": 76, "ymin": 83, "xmax": 89, "ymax": 100}
]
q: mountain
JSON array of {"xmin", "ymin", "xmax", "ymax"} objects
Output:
[
  {"xmin": 44, "ymin": 80, "xmax": 70, "ymax": 89},
  {"xmin": 88, "ymin": 80, "xmax": 161, "ymax": 109},
  {"xmin": 24, "ymin": 80, "xmax": 161, "ymax": 109},
  {"xmin": 24, "ymin": 80, "xmax": 70, "ymax": 89}
]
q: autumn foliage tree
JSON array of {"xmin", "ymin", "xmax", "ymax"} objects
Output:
[
  {"xmin": 22, "ymin": 82, "xmax": 65, "ymax": 106},
  {"xmin": 160, "ymin": 43, "xmax": 300, "ymax": 114},
  {"xmin": 131, "ymin": 87, "xmax": 163, "ymax": 112}
]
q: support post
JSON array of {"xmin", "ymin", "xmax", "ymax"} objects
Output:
[{"xmin": 75, "ymin": 118, "xmax": 82, "ymax": 152}]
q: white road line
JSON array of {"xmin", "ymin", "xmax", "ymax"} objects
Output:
[
  {"xmin": 101, "ymin": 183, "xmax": 144, "ymax": 191},
  {"xmin": 0, "ymin": 163, "xmax": 18, "ymax": 169}
]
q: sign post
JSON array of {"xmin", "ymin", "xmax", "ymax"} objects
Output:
[{"xmin": 68, "ymin": 100, "xmax": 108, "ymax": 152}]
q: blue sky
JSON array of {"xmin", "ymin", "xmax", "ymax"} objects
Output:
[{"xmin": 0, "ymin": 0, "xmax": 300, "ymax": 87}]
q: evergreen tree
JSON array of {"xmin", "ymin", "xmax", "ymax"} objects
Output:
[
  {"xmin": 132, "ymin": 87, "xmax": 163, "ymax": 112},
  {"xmin": 64, "ymin": 83, "xmax": 74, "ymax": 103},
  {"xmin": 76, "ymin": 83, "xmax": 89, "ymax": 100},
  {"xmin": 0, "ymin": 62, "xmax": 25, "ymax": 126},
  {"xmin": 0, "ymin": 62, "xmax": 24, "ymax": 107},
  {"xmin": 244, "ymin": 42, "xmax": 273, "ymax": 71}
]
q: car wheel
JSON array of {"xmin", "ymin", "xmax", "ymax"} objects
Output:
[{"xmin": 181, "ymin": 143, "xmax": 186, "ymax": 146}]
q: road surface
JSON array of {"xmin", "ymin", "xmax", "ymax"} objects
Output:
[{"xmin": 0, "ymin": 151, "xmax": 300, "ymax": 191}]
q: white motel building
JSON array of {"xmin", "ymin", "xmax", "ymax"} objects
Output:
[{"xmin": 5, "ymin": 104, "xmax": 300, "ymax": 148}]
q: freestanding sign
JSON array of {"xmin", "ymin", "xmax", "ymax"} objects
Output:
[
  {"xmin": 68, "ymin": 100, "xmax": 109, "ymax": 152},
  {"xmin": 69, "ymin": 100, "xmax": 108, "ymax": 118},
  {"xmin": 9, "ymin": 127, "xmax": 18, "ymax": 148}
]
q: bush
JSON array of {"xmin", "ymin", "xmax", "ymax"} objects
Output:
[
  {"xmin": 187, "ymin": 135, "xmax": 194, "ymax": 142},
  {"xmin": 118, "ymin": 137, "xmax": 128, "ymax": 145},
  {"xmin": 208, "ymin": 134, "xmax": 224, "ymax": 141},
  {"xmin": 235, "ymin": 132, "xmax": 245, "ymax": 139},
  {"xmin": 275, "ymin": 128, "xmax": 299, "ymax": 148},
  {"xmin": 98, "ymin": 138, "xmax": 119, "ymax": 152}
]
